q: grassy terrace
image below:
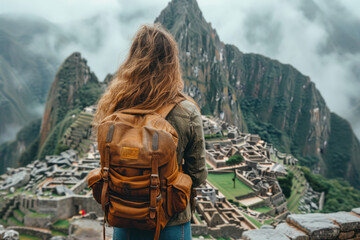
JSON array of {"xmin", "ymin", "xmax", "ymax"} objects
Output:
[
  {"xmin": 252, "ymin": 206, "xmax": 272, "ymax": 213},
  {"xmin": 28, "ymin": 212, "xmax": 52, "ymax": 218},
  {"xmin": 0, "ymin": 219, "xmax": 7, "ymax": 226},
  {"xmin": 53, "ymin": 219, "xmax": 70, "ymax": 229},
  {"xmin": 14, "ymin": 209, "xmax": 25, "ymax": 217},
  {"xmin": 263, "ymin": 219, "xmax": 276, "ymax": 225},
  {"xmin": 286, "ymin": 165, "xmax": 307, "ymax": 212},
  {"xmin": 20, "ymin": 235, "xmax": 41, "ymax": 240},
  {"xmin": 242, "ymin": 212, "xmax": 262, "ymax": 228},
  {"xmin": 8, "ymin": 216, "xmax": 24, "ymax": 226},
  {"xmin": 207, "ymin": 173, "xmax": 254, "ymax": 201},
  {"xmin": 51, "ymin": 230, "xmax": 67, "ymax": 237}
]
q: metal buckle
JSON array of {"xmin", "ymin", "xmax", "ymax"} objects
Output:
[
  {"xmin": 150, "ymin": 185, "xmax": 158, "ymax": 189},
  {"xmin": 150, "ymin": 174, "xmax": 158, "ymax": 178},
  {"xmin": 156, "ymin": 194, "xmax": 162, "ymax": 202},
  {"xmin": 149, "ymin": 207, "xmax": 157, "ymax": 211},
  {"xmin": 103, "ymin": 167, "xmax": 109, "ymax": 181}
]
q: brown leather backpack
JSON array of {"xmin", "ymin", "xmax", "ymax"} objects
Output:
[{"xmin": 87, "ymin": 99, "xmax": 192, "ymax": 240}]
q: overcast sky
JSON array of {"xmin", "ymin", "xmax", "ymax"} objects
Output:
[{"xmin": 1, "ymin": 0, "xmax": 360, "ymax": 137}]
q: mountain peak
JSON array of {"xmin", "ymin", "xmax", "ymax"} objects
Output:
[
  {"xmin": 155, "ymin": 0, "xmax": 206, "ymax": 33},
  {"xmin": 155, "ymin": 0, "xmax": 360, "ymax": 187},
  {"xmin": 39, "ymin": 52, "xmax": 100, "ymax": 149}
]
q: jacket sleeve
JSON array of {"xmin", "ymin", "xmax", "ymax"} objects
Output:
[{"xmin": 183, "ymin": 106, "xmax": 208, "ymax": 188}]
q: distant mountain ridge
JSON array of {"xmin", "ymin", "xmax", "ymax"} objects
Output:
[
  {"xmin": 156, "ymin": 0, "xmax": 360, "ymax": 187},
  {"xmin": 0, "ymin": 52, "xmax": 103, "ymax": 173},
  {"xmin": 0, "ymin": 14, "xmax": 61, "ymax": 144}
]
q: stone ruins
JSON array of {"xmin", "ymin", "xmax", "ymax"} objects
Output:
[{"xmin": 0, "ymin": 108, "xmax": 358, "ymax": 239}]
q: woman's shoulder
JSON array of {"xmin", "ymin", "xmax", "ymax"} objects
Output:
[{"xmin": 170, "ymin": 100, "xmax": 200, "ymax": 119}]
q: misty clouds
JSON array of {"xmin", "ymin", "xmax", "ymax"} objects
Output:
[{"xmin": 1, "ymin": 0, "xmax": 359, "ymax": 138}]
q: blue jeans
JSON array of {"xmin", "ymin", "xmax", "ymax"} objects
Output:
[{"xmin": 113, "ymin": 221, "xmax": 192, "ymax": 240}]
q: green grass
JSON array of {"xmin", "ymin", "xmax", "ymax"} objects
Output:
[
  {"xmin": 194, "ymin": 212, "xmax": 202, "ymax": 223},
  {"xmin": 51, "ymin": 230, "xmax": 67, "ymax": 237},
  {"xmin": 263, "ymin": 219, "xmax": 275, "ymax": 225},
  {"xmin": 252, "ymin": 206, "xmax": 272, "ymax": 213},
  {"xmin": 207, "ymin": 173, "xmax": 254, "ymax": 201},
  {"xmin": 14, "ymin": 209, "xmax": 25, "ymax": 217},
  {"xmin": 0, "ymin": 219, "xmax": 7, "ymax": 226},
  {"xmin": 242, "ymin": 213, "xmax": 262, "ymax": 228},
  {"xmin": 53, "ymin": 219, "xmax": 70, "ymax": 229},
  {"xmin": 19, "ymin": 234, "xmax": 42, "ymax": 240},
  {"xmin": 286, "ymin": 166, "xmax": 307, "ymax": 213},
  {"xmin": 28, "ymin": 212, "xmax": 51, "ymax": 218},
  {"xmin": 8, "ymin": 216, "xmax": 24, "ymax": 226}
]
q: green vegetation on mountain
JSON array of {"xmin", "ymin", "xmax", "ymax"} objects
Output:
[
  {"xmin": 38, "ymin": 109, "xmax": 80, "ymax": 160},
  {"xmin": 302, "ymin": 167, "xmax": 360, "ymax": 212},
  {"xmin": 156, "ymin": 0, "xmax": 360, "ymax": 187},
  {"xmin": 278, "ymin": 171, "xmax": 294, "ymax": 198},
  {"xmin": 0, "ymin": 52, "xmax": 103, "ymax": 170},
  {"xmin": 323, "ymin": 113, "xmax": 360, "ymax": 182},
  {"xmin": 38, "ymin": 52, "xmax": 103, "ymax": 159}
]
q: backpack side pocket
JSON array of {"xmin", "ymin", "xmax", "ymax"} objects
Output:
[
  {"xmin": 87, "ymin": 168, "xmax": 103, "ymax": 204},
  {"xmin": 166, "ymin": 172, "xmax": 192, "ymax": 216}
]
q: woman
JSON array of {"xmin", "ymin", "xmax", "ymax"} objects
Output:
[{"xmin": 93, "ymin": 24, "xmax": 207, "ymax": 240}]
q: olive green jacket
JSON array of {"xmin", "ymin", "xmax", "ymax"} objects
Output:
[{"xmin": 165, "ymin": 100, "xmax": 208, "ymax": 226}]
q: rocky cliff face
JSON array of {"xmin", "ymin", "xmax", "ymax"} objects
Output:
[
  {"xmin": 0, "ymin": 52, "xmax": 103, "ymax": 173},
  {"xmin": 39, "ymin": 52, "xmax": 100, "ymax": 146},
  {"xmin": 38, "ymin": 52, "xmax": 103, "ymax": 159},
  {"xmin": 156, "ymin": 0, "xmax": 360, "ymax": 187}
]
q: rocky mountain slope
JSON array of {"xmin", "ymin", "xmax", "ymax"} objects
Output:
[
  {"xmin": 38, "ymin": 52, "xmax": 103, "ymax": 159},
  {"xmin": 0, "ymin": 52, "xmax": 103, "ymax": 173},
  {"xmin": 1, "ymin": 0, "xmax": 360, "ymax": 188},
  {"xmin": 156, "ymin": 0, "xmax": 360, "ymax": 187}
]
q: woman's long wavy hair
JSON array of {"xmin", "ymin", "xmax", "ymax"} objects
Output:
[{"xmin": 93, "ymin": 24, "xmax": 186, "ymax": 126}]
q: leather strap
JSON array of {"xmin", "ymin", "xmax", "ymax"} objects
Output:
[
  {"xmin": 156, "ymin": 103, "xmax": 176, "ymax": 118},
  {"xmin": 101, "ymin": 146, "xmax": 109, "ymax": 240},
  {"xmin": 101, "ymin": 145, "xmax": 110, "ymax": 212},
  {"xmin": 149, "ymin": 132, "xmax": 160, "ymax": 219},
  {"xmin": 101, "ymin": 125, "xmax": 114, "ymax": 240},
  {"xmin": 120, "ymin": 95, "xmax": 185, "ymax": 117},
  {"xmin": 153, "ymin": 207, "xmax": 161, "ymax": 240}
]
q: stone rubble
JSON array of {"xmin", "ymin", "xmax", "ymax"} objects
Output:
[{"xmin": 243, "ymin": 209, "xmax": 360, "ymax": 240}]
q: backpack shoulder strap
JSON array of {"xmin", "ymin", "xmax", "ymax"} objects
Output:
[
  {"xmin": 156, "ymin": 103, "xmax": 176, "ymax": 118},
  {"xmin": 119, "ymin": 96, "xmax": 186, "ymax": 117},
  {"xmin": 156, "ymin": 96, "xmax": 186, "ymax": 118}
]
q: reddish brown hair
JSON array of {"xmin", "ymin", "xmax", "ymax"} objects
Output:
[{"xmin": 94, "ymin": 23, "xmax": 186, "ymax": 126}]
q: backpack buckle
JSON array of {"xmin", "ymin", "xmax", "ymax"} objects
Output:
[
  {"xmin": 103, "ymin": 167, "xmax": 109, "ymax": 181},
  {"xmin": 156, "ymin": 194, "xmax": 162, "ymax": 202},
  {"xmin": 150, "ymin": 174, "xmax": 159, "ymax": 188}
]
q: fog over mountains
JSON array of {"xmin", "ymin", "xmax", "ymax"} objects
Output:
[{"xmin": 1, "ymin": 0, "xmax": 360, "ymax": 141}]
